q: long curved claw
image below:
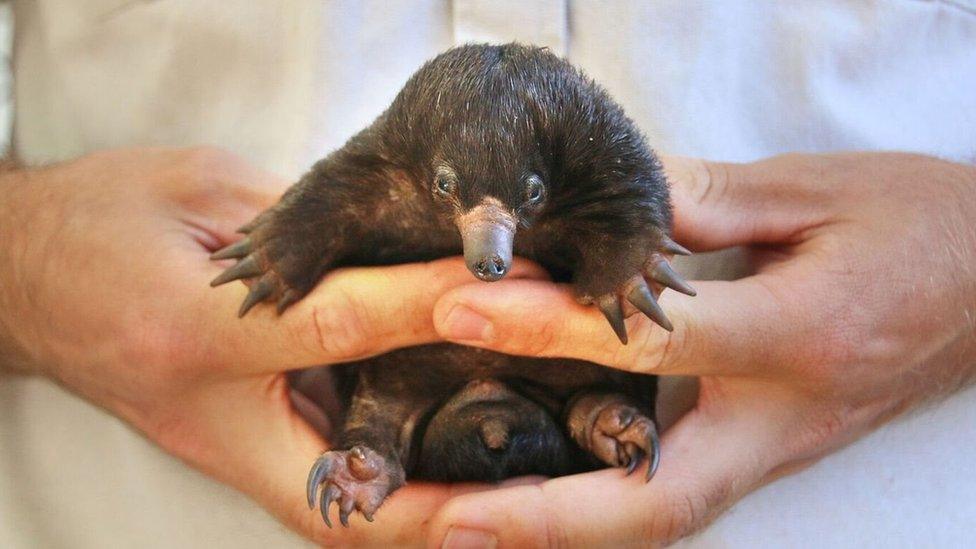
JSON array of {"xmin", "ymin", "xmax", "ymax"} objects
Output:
[
  {"xmin": 625, "ymin": 448, "xmax": 640, "ymax": 476},
  {"xmin": 646, "ymin": 423, "xmax": 661, "ymax": 482},
  {"xmin": 660, "ymin": 235, "xmax": 692, "ymax": 256},
  {"xmin": 210, "ymin": 238, "xmax": 252, "ymax": 260},
  {"xmin": 210, "ymin": 255, "xmax": 261, "ymax": 287},
  {"xmin": 597, "ymin": 295, "xmax": 628, "ymax": 344},
  {"xmin": 647, "ymin": 256, "xmax": 697, "ymax": 297},
  {"xmin": 238, "ymin": 277, "xmax": 273, "ymax": 317},
  {"xmin": 626, "ymin": 279, "xmax": 673, "ymax": 332},
  {"xmin": 339, "ymin": 497, "xmax": 355, "ymax": 528},
  {"xmin": 321, "ymin": 485, "xmax": 341, "ymax": 528},
  {"xmin": 307, "ymin": 456, "xmax": 333, "ymax": 509}
]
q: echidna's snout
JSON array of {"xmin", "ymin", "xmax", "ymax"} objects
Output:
[
  {"xmin": 457, "ymin": 199, "xmax": 516, "ymax": 282},
  {"xmin": 463, "ymin": 222, "xmax": 513, "ymax": 282}
]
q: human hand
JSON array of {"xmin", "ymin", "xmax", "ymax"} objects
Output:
[
  {"xmin": 428, "ymin": 152, "xmax": 976, "ymax": 546},
  {"xmin": 0, "ymin": 147, "xmax": 543, "ymax": 545}
]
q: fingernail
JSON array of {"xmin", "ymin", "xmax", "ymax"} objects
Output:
[
  {"xmin": 442, "ymin": 527, "xmax": 497, "ymax": 549},
  {"xmin": 441, "ymin": 304, "xmax": 492, "ymax": 342}
]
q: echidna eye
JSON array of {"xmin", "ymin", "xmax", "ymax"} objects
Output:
[
  {"xmin": 434, "ymin": 172, "xmax": 458, "ymax": 198},
  {"xmin": 526, "ymin": 175, "xmax": 545, "ymax": 203}
]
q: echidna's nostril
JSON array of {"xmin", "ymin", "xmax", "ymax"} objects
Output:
[
  {"xmin": 490, "ymin": 256, "xmax": 506, "ymax": 276},
  {"xmin": 474, "ymin": 254, "xmax": 507, "ymax": 281}
]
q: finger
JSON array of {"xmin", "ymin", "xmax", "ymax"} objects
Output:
[
  {"xmin": 661, "ymin": 154, "xmax": 834, "ymax": 251},
  {"xmin": 429, "ymin": 379, "xmax": 790, "ymax": 547},
  {"xmin": 159, "ymin": 377, "xmax": 465, "ymax": 547},
  {"xmin": 198, "ymin": 257, "xmax": 548, "ymax": 374},
  {"xmin": 433, "ymin": 274, "xmax": 807, "ymax": 377}
]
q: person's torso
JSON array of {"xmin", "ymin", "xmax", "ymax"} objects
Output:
[{"xmin": 14, "ymin": 0, "xmax": 976, "ymax": 178}]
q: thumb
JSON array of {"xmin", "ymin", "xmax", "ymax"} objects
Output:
[
  {"xmin": 662, "ymin": 154, "xmax": 833, "ymax": 251},
  {"xmin": 428, "ymin": 379, "xmax": 791, "ymax": 547},
  {"xmin": 433, "ymin": 275, "xmax": 798, "ymax": 377}
]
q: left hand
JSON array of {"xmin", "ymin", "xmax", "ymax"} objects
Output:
[
  {"xmin": 0, "ymin": 147, "xmax": 545, "ymax": 546},
  {"xmin": 425, "ymin": 152, "xmax": 976, "ymax": 546}
]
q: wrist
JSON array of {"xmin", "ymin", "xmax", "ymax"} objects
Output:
[{"xmin": 0, "ymin": 166, "xmax": 42, "ymax": 374}]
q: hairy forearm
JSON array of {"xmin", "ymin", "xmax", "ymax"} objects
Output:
[{"xmin": 0, "ymin": 162, "xmax": 41, "ymax": 374}]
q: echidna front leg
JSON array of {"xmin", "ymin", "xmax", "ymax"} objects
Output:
[
  {"xmin": 209, "ymin": 205, "xmax": 339, "ymax": 316},
  {"xmin": 209, "ymin": 158, "xmax": 385, "ymax": 317},
  {"xmin": 573, "ymin": 230, "xmax": 696, "ymax": 344}
]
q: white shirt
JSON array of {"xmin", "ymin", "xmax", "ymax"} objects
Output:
[{"xmin": 4, "ymin": 1, "xmax": 976, "ymax": 547}]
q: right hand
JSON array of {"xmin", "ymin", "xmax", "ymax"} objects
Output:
[
  {"xmin": 0, "ymin": 147, "xmax": 542, "ymax": 545},
  {"xmin": 428, "ymin": 152, "xmax": 976, "ymax": 546}
]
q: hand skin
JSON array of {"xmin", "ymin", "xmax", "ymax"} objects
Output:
[
  {"xmin": 0, "ymin": 147, "xmax": 548, "ymax": 546},
  {"xmin": 430, "ymin": 152, "xmax": 976, "ymax": 547}
]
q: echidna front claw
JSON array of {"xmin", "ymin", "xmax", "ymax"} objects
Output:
[
  {"xmin": 646, "ymin": 254, "xmax": 696, "ymax": 297},
  {"xmin": 339, "ymin": 497, "xmax": 355, "ymax": 527},
  {"xmin": 320, "ymin": 485, "xmax": 340, "ymax": 528},
  {"xmin": 276, "ymin": 289, "xmax": 302, "ymax": 314},
  {"xmin": 581, "ymin": 234, "xmax": 695, "ymax": 343},
  {"xmin": 660, "ymin": 234, "xmax": 692, "ymax": 256},
  {"xmin": 307, "ymin": 455, "xmax": 333, "ymax": 509},
  {"xmin": 209, "ymin": 213, "xmax": 318, "ymax": 317},
  {"xmin": 625, "ymin": 455, "xmax": 638, "ymax": 475},
  {"xmin": 238, "ymin": 277, "xmax": 273, "ymax": 317},
  {"xmin": 210, "ymin": 255, "xmax": 262, "ymax": 287},
  {"xmin": 626, "ymin": 277, "xmax": 673, "ymax": 332},
  {"xmin": 210, "ymin": 237, "xmax": 252, "ymax": 260},
  {"xmin": 597, "ymin": 294, "xmax": 628, "ymax": 344},
  {"xmin": 645, "ymin": 422, "xmax": 661, "ymax": 481}
]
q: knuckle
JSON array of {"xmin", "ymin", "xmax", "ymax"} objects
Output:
[
  {"xmin": 308, "ymin": 289, "xmax": 375, "ymax": 362},
  {"xmin": 629, "ymin": 315, "xmax": 687, "ymax": 374},
  {"xmin": 691, "ymin": 159, "xmax": 730, "ymax": 207},
  {"xmin": 808, "ymin": 331, "xmax": 902, "ymax": 394}
]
